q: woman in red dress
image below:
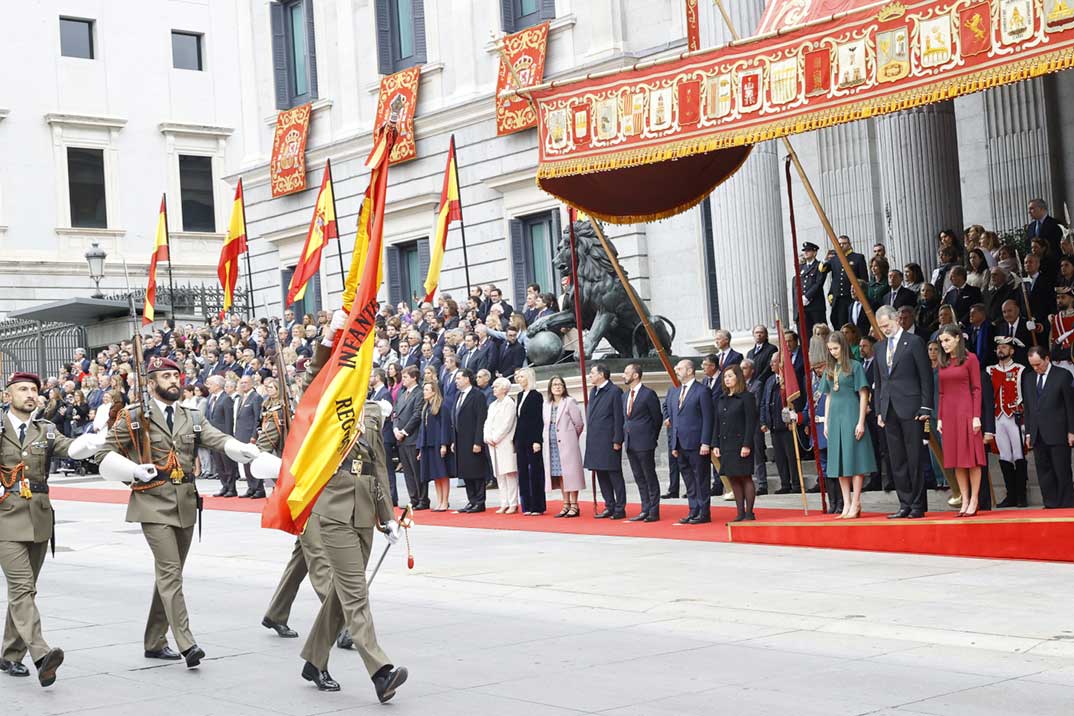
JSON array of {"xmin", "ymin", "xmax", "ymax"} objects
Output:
[{"xmin": 936, "ymin": 325, "xmax": 987, "ymax": 516}]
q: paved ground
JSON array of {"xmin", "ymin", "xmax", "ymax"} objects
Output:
[{"xmin": 5, "ymin": 490, "xmax": 1074, "ymax": 715}]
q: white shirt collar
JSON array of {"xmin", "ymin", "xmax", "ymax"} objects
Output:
[
  {"xmin": 153, "ymin": 398, "xmax": 177, "ymax": 420},
  {"xmin": 6, "ymin": 411, "xmax": 29, "ymax": 435},
  {"xmin": 458, "ymin": 386, "xmax": 471, "ymax": 400},
  {"xmin": 681, "ymin": 378, "xmax": 695, "ymax": 391},
  {"xmin": 890, "ymin": 327, "xmax": 904, "ymax": 345}
]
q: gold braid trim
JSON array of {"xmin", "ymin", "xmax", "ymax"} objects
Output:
[{"xmin": 0, "ymin": 462, "xmax": 27, "ymax": 504}]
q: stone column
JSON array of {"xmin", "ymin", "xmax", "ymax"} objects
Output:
[
  {"xmin": 815, "ymin": 119, "xmax": 884, "ymax": 251},
  {"xmin": 707, "ymin": 0, "xmax": 787, "ymax": 334},
  {"xmin": 955, "ymin": 79, "xmax": 1054, "ymax": 232},
  {"xmin": 875, "ymin": 102, "xmax": 963, "ymax": 275}
]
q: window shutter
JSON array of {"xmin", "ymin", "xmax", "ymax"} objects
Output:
[
  {"xmin": 509, "ymin": 219, "xmax": 527, "ymax": 309},
  {"xmin": 375, "ymin": 0, "xmax": 392, "ymax": 75},
  {"xmin": 541, "ymin": 0, "xmax": 556, "ymax": 20},
  {"xmin": 501, "ymin": 0, "xmax": 515, "ymax": 33},
  {"xmin": 305, "ymin": 0, "xmax": 319, "ymax": 99},
  {"xmin": 270, "ymin": 2, "xmax": 289, "ymax": 109},
  {"xmin": 417, "ymin": 237, "xmax": 431, "ymax": 295},
  {"xmin": 412, "ymin": 0, "xmax": 427, "ymax": 65},
  {"xmin": 386, "ymin": 244, "xmax": 403, "ymax": 306}
]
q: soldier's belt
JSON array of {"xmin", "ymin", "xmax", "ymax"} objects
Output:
[
  {"xmin": 349, "ymin": 459, "xmax": 375, "ymax": 476},
  {"xmin": 132, "ymin": 475, "xmax": 197, "ymax": 492},
  {"xmin": 27, "ymin": 482, "xmax": 49, "ymax": 494}
]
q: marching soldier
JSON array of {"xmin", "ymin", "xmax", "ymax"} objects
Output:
[
  {"xmin": 261, "ymin": 309, "xmax": 407, "ymax": 702},
  {"xmin": 798, "ymin": 241, "xmax": 827, "ymax": 336},
  {"xmin": 93, "ymin": 357, "xmax": 267, "ymax": 668},
  {"xmin": 259, "ymin": 378, "xmax": 335, "ymax": 641},
  {"xmin": 0, "ymin": 372, "xmax": 100, "ymax": 687}
]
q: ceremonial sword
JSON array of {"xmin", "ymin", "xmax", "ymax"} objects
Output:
[{"xmin": 368, "ymin": 504, "xmax": 414, "ymax": 587}]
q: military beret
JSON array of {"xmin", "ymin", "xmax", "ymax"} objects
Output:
[
  {"xmin": 146, "ymin": 356, "xmax": 181, "ymax": 373},
  {"xmin": 6, "ymin": 372, "xmax": 41, "ymax": 390}
]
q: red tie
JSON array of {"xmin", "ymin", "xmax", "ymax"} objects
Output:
[
  {"xmin": 627, "ymin": 388, "xmax": 636, "ymax": 417},
  {"xmin": 678, "ymin": 383, "xmax": 688, "ymax": 410}
]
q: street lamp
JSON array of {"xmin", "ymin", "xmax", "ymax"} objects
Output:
[{"xmin": 85, "ymin": 242, "xmax": 107, "ymax": 298}]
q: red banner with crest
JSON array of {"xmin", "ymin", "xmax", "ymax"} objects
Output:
[
  {"xmin": 375, "ymin": 67, "xmax": 421, "ymax": 164},
  {"xmin": 270, "ymin": 103, "xmax": 312, "ymax": 198},
  {"xmin": 496, "ymin": 22, "xmax": 551, "ymax": 135},
  {"xmin": 527, "ymin": 0, "xmax": 1074, "ymax": 223}
]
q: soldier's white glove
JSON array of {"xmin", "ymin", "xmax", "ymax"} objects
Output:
[
  {"xmin": 781, "ymin": 408, "xmax": 796, "ymax": 424},
  {"xmin": 0, "ymin": 484, "xmax": 5, "ymax": 498},
  {"xmin": 68, "ymin": 430, "xmax": 107, "ymax": 459},
  {"xmin": 321, "ymin": 309, "xmax": 348, "ymax": 346},
  {"xmin": 92, "ymin": 407, "xmax": 111, "ymax": 432},
  {"xmin": 383, "ymin": 520, "xmax": 401, "ymax": 545},
  {"xmin": 98, "ymin": 452, "xmax": 157, "ymax": 483},
  {"xmin": 225, "ymin": 438, "xmax": 261, "ymax": 464},
  {"xmin": 1026, "ymin": 320, "xmax": 1038, "ymax": 331},
  {"xmin": 250, "ymin": 452, "xmax": 282, "ymax": 482}
]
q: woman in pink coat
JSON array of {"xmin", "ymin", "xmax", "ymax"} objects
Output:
[{"xmin": 542, "ymin": 375, "xmax": 585, "ymax": 518}]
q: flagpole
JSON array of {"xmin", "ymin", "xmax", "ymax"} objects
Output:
[
  {"xmin": 326, "ymin": 159, "xmax": 347, "ymax": 298},
  {"xmin": 239, "ymin": 179, "xmax": 255, "ymax": 320},
  {"xmin": 451, "ymin": 136, "xmax": 473, "ymax": 297},
  {"xmin": 776, "ymin": 311, "xmax": 809, "ymax": 516},
  {"xmin": 162, "ymin": 193, "xmax": 176, "ymax": 318}
]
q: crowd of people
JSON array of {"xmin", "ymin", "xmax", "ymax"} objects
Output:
[{"xmin": 25, "ymin": 198, "xmax": 1074, "ymax": 522}]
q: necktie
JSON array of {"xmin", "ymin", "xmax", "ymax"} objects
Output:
[
  {"xmin": 455, "ymin": 394, "xmax": 464, "ymax": 418},
  {"xmin": 627, "ymin": 388, "xmax": 636, "ymax": 417},
  {"xmin": 678, "ymin": 384, "xmax": 688, "ymax": 410},
  {"xmin": 165, "ymin": 406, "xmax": 174, "ymax": 432},
  {"xmin": 1036, "ymin": 220, "xmax": 1042, "ymax": 237},
  {"xmin": 1038, "ymin": 373, "xmax": 1045, "ymax": 396},
  {"xmin": 718, "ymin": 352, "xmax": 725, "ymax": 369},
  {"xmin": 18, "ymin": 423, "xmax": 26, "ymax": 445},
  {"xmin": 886, "ymin": 338, "xmax": 896, "ymax": 375}
]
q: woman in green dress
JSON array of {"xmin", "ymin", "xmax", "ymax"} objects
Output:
[{"xmin": 819, "ymin": 331, "xmax": 877, "ymax": 519}]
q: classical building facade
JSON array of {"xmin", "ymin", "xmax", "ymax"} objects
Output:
[{"xmin": 0, "ymin": 1, "xmax": 246, "ymax": 318}]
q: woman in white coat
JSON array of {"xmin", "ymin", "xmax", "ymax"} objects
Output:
[
  {"xmin": 542, "ymin": 375, "xmax": 586, "ymax": 518},
  {"xmin": 484, "ymin": 377, "xmax": 520, "ymax": 513}
]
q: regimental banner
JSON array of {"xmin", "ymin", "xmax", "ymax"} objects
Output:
[
  {"xmin": 686, "ymin": 0, "xmax": 701, "ymax": 52},
  {"xmin": 270, "ymin": 103, "xmax": 312, "ymax": 197},
  {"xmin": 529, "ymin": 0, "xmax": 1074, "ymax": 184},
  {"xmin": 496, "ymin": 22, "xmax": 551, "ymax": 135},
  {"xmin": 374, "ymin": 67, "xmax": 421, "ymax": 164}
]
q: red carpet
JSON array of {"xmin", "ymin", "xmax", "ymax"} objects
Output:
[
  {"xmin": 728, "ymin": 509, "xmax": 1074, "ymax": 562},
  {"xmin": 51, "ymin": 487, "xmax": 1074, "ymax": 560}
]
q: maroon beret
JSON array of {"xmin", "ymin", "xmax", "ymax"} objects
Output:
[
  {"xmin": 146, "ymin": 356, "xmax": 181, "ymax": 374},
  {"xmin": 6, "ymin": 372, "xmax": 42, "ymax": 390}
]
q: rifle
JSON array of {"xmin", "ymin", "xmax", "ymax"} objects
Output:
[
  {"xmin": 262, "ymin": 297, "xmax": 293, "ymax": 441},
  {"xmin": 122, "ymin": 260, "xmax": 154, "ymax": 464}
]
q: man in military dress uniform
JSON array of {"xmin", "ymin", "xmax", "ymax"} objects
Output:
[
  {"xmin": 987, "ymin": 338, "xmax": 1029, "ymax": 508},
  {"xmin": 798, "ymin": 242, "xmax": 827, "ymax": 336},
  {"xmin": 93, "ymin": 357, "xmax": 267, "ymax": 668},
  {"xmin": 0, "ymin": 372, "xmax": 100, "ymax": 686},
  {"xmin": 258, "ymin": 378, "xmax": 336, "ymax": 642},
  {"xmin": 819, "ymin": 235, "xmax": 867, "ymax": 330},
  {"xmin": 264, "ymin": 309, "xmax": 408, "ymax": 703},
  {"xmin": 1049, "ymin": 286, "xmax": 1074, "ymax": 376}
]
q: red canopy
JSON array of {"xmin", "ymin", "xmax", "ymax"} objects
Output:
[{"xmin": 528, "ymin": 0, "xmax": 1074, "ymax": 224}]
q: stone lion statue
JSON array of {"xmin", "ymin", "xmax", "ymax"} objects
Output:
[{"xmin": 526, "ymin": 220, "xmax": 673, "ymax": 361}]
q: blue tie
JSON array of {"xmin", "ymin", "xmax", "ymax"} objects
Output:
[
  {"xmin": 1036, "ymin": 220, "xmax": 1042, "ymax": 237},
  {"xmin": 1037, "ymin": 373, "xmax": 1045, "ymax": 397}
]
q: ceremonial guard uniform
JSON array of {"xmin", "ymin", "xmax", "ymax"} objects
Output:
[
  {"xmin": 94, "ymin": 357, "xmax": 263, "ymax": 668},
  {"xmin": 798, "ymin": 242, "xmax": 827, "ymax": 335},
  {"xmin": 1049, "ymin": 287, "xmax": 1074, "ymax": 375},
  {"xmin": 987, "ymin": 338, "xmax": 1029, "ymax": 507},
  {"xmin": 295, "ymin": 341, "xmax": 408, "ymax": 702},
  {"xmin": 260, "ymin": 397, "xmax": 334, "ymax": 640},
  {"xmin": 0, "ymin": 372, "xmax": 93, "ymax": 686}
]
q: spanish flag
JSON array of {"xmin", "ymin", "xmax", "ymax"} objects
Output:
[
  {"xmin": 263, "ymin": 124, "xmax": 397, "ymax": 535},
  {"xmin": 285, "ymin": 160, "xmax": 338, "ymax": 306},
  {"xmin": 423, "ymin": 136, "xmax": 462, "ymax": 302},
  {"xmin": 217, "ymin": 180, "xmax": 248, "ymax": 319},
  {"xmin": 143, "ymin": 195, "xmax": 170, "ymax": 325}
]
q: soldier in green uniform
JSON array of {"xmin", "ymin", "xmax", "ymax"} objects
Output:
[
  {"xmin": 0, "ymin": 372, "xmax": 101, "ymax": 687},
  {"xmin": 93, "ymin": 357, "xmax": 270, "ymax": 668},
  {"xmin": 259, "ymin": 378, "xmax": 335, "ymax": 640},
  {"xmin": 261, "ymin": 310, "xmax": 408, "ymax": 702}
]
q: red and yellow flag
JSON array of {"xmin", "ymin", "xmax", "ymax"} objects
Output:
[
  {"xmin": 423, "ymin": 136, "xmax": 462, "ymax": 302},
  {"xmin": 217, "ymin": 180, "xmax": 248, "ymax": 319},
  {"xmin": 285, "ymin": 161, "xmax": 338, "ymax": 306},
  {"xmin": 143, "ymin": 195, "xmax": 170, "ymax": 325},
  {"xmin": 263, "ymin": 125, "xmax": 397, "ymax": 535},
  {"xmin": 776, "ymin": 318, "xmax": 801, "ymax": 404}
]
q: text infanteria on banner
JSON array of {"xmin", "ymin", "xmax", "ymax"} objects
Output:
[
  {"xmin": 375, "ymin": 67, "xmax": 421, "ymax": 164},
  {"xmin": 496, "ymin": 22, "xmax": 551, "ymax": 135},
  {"xmin": 531, "ymin": 0, "xmax": 1074, "ymax": 181},
  {"xmin": 270, "ymin": 103, "xmax": 312, "ymax": 197}
]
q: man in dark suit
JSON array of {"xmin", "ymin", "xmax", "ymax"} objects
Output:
[
  {"xmin": 622, "ymin": 363, "xmax": 663, "ymax": 522},
  {"xmin": 1022, "ymin": 345, "xmax": 1074, "ymax": 508},
  {"xmin": 666, "ymin": 359, "xmax": 715, "ymax": 524},
  {"xmin": 522, "ymin": 283, "xmax": 542, "ymax": 325},
  {"xmin": 451, "ymin": 369, "xmax": 490, "ymax": 513},
  {"xmin": 873, "ymin": 305, "xmax": 933, "ymax": 518},
  {"xmin": 742, "ymin": 359, "xmax": 768, "ymax": 494},
  {"xmin": 584, "ymin": 363, "xmax": 626, "ymax": 519},
  {"xmin": 747, "ymin": 325, "xmax": 778, "ymax": 387},
  {"xmin": 760, "ymin": 354, "xmax": 805, "ymax": 494},
  {"xmin": 820, "ymin": 235, "xmax": 867, "ymax": 329},
  {"xmin": 486, "ymin": 287, "xmax": 513, "ymax": 324},
  {"xmin": 205, "ymin": 375, "xmax": 237, "ymax": 497},
  {"xmin": 859, "ymin": 336, "xmax": 890, "ymax": 491},
  {"xmin": 1023, "ymin": 254, "xmax": 1056, "ymax": 342},
  {"xmin": 397, "ymin": 340, "xmax": 420, "ymax": 370},
  {"xmin": 498, "ymin": 328, "xmax": 526, "ymax": 382},
  {"xmin": 1026, "ymin": 198, "xmax": 1064, "ymax": 265},
  {"xmin": 233, "ymin": 375, "xmax": 264, "ymax": 498},
  {"xmin": 984, "ymin": 268, "xmax": 1020, "ymax": 323},
  {"xmin": 370, "ymin": 369, "xmax": 399, "ymax": 506},
  {"xmin": 393, "ymin": 366, "xmax": 427, "ymax": 510},
  {"xmin": 966, "ymin": 304, "xmax": 995, "ymax": 366},
  {"xmin": 898, "ymin": 305, "xmax": 931, "ymax": 341},
  {"xmin": 417, "ymin": 343, "xmax": 441, "ymax": 378},
  {"xmin": 713, "ymin": 329, "xmax": 744, "ymax": 374},
  {"xmin": 882, "ymin": 269, "xmax": 917, "ymax": 310},
  {"xmin": 942, "ymin": 266, "xmax": 984, "ymax": 325},
  {"xmin": 848, "ymin": 298, "xmax": 872, "ymax": 338},
  {"xmin": 798, "ymin": 242, "xmax": 827, "ymax": 335},
  {"xmin": 456, "ymin": 333, "xmax": 478, "ymax": 371}
]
